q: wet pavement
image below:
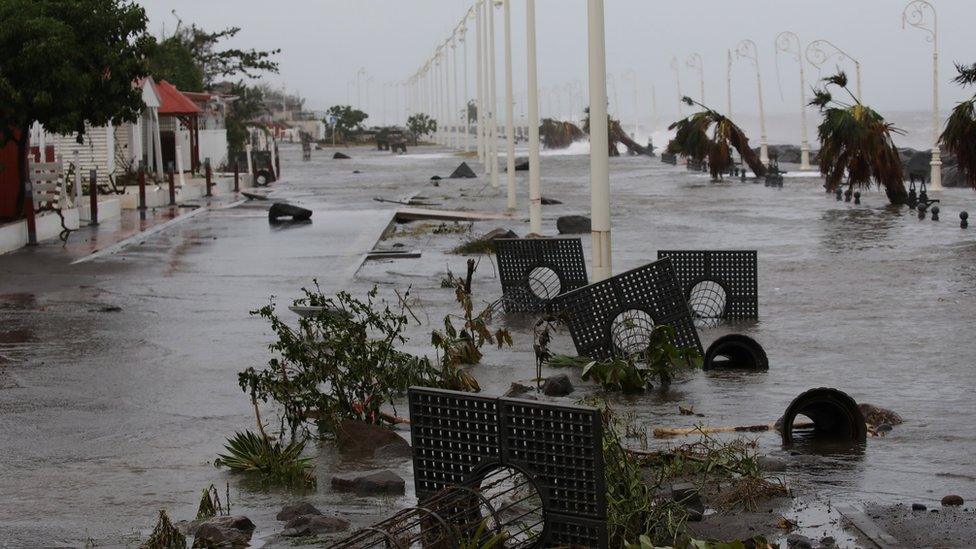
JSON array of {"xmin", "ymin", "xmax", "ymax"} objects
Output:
[{"xmin": 2, "ymin": 143, "xmax": 976, "ymax": 546}]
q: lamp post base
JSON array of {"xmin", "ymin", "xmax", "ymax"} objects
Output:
[
  {"xmin": 930, "ymin": 147, "xmax": 943, "ymax": 190},
  {"xmin": 800, "ymin": 142, "xmax": 812, "ymax": 171}
]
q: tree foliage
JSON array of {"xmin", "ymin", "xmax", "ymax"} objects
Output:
[
  {"xmin": 327, "ymin": 105, "xmax": 369, "ymax": 142},
  {"xmin": 667, "ymin": 97, "xmax": 767, "ymax": 179},
  {"xmin": 225, "ymin": 82, "xmax": 268, "ymax": 154},
  {"xmin": 148, "ymin": 13, "xmax": 279, "ymax": 91},
  {"xmin": 810, "ymin": 72, "xmax": 907, "ymax": 204},
  {"xmin": 940, "ymin": 63, "xmax": 976, "ymax": 189},
  {"xmin": 408, "ymin": 113, "xmax": 437, "ymax": 140}
]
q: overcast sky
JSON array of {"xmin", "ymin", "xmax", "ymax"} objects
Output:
[{"xmin": 139, "ymin": 0, "xmax": 976, "ymax": 121}]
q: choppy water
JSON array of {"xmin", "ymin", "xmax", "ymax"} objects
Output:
[{"xmin": 1, "ymin": 144, "xmax": 975, "ymax": 546}]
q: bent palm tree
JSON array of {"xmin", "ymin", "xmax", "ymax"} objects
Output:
[
  {"xmin": 810, "ymin": 72, "xmax": 907, "ymax": 205},
  {"xmin": 666, "ymin": 97, "xmax": 767, "ymax": 179},
  {"xmin": 940, "ymin": 63, "xmax": 976, "ymax": 189}
]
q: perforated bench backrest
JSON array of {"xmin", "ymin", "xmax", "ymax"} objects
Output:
[{"xmin": 29, "ymin": 161, "xmax": 66, "ymax": 210}]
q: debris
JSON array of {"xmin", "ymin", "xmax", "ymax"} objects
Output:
[
  {"xmin": 430, "ymin": 175, "xmax": 442, "ymax": 181},
  {"xmin": 504, "ymin": 382, "xmax": 534, "ymax": 397},
  {"xmin": 941, "ymin": 495, "xmax": 964, "ymax": 507},
  {"xmin": 333, "ymin": 152, "xmax": 351, "ymax": 159},
  {"xmin": 281, "ymin": 514, "xmax": 350, "ymax": 537},
  {"xmin": 365, "ymin": 249, "xmax": 421, "ymax": 260},
  {"xmin": 268, "ymin": 203, "xmax": 312, "ymax": 222},
  {"xmin": 678, "ymin": 405, "xmax": 695, "ymax": 416},
  {"xmin": 451, "ymin": 228, "xmax": 518, "ymax": 255},
  {"xmin": 542, "ymin": 373, "xmax": 574, "ymax": 396},
  {"xmin": 540, "ymin": 197, "xmax": 562, "ymax": 205},
  {"xmin": 140, "ymin": 510, "xmax": 186, "ymax": 549},
  {"xmin": 671, "ymin": 482, "xmax": 705, "ymax": 521},
  {"xmin": 241, "ymin": 191, "xmax": 269, "ymax": 201},
  {"xmin": 756, "ymin": 455, "xmax": 788, "ymax": 472},
  {"xmin": 394, "ymin": 207, "xmax": 513, "ymax": 223},
  {"xmin": 276, "ymin": 503, "xmax": 322, "ymax": 522},
  {"xmin": 858, "ymin": 403, "xmax": 904, "ymax": 426},
  {"xmin": 331, "ymin": 470, "xmax": 405, "ymax": 495},
  {"xmin": 912, "ymin": 503, "xmax": 928, "ymax": 511},
  {"xmin": 556, "ymin": 215, "xmax": 591, "ymax": 234},
  {"xmin": 449, "ymin": 162, "xmax": 477, "ymax": 179},
  {"xmin": 780, "ymin": 387, "xmax": 867, "ymax": 445},
  {"xmin": 786, "ymin": 533, "xmax": 814, "ymax": 549}
]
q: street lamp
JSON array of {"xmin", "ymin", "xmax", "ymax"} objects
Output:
[
  {"xmin": 685, "ymin": 53, "xmax": 705, "ymax": 104},
  {"xmin": 902, "ymin": 0, "xmax": 942, "ymax": 190},
  {"xmin": 502, "ymin": 0, "xmax": 516, "ymax": 209},
  {"xmin": 805, "ymin": 39, "xmax": 861, "ymax": 101},
  {"xmin": 735, "ymin": 39, "xmax": 769, "ymax": 166},
  {"xmin": 670, "ymin": 56, "xmax": 683, "ymax": 117},
  {"xmin": 526, "ymin": 0, "xmax": 542, "ymax": 234},
  {"xmin": 356, "ymin": 68, "xmax": 367, "ymax": 110},
  {"xmin": 726, "ymin": 49, "xmax": 733, "ymax": 116},
  {"xmin": 621, "ymin": 69, "xmax": 639, "ymax": 136},
  {"xmin": 775, "ymin": 31, "xmax": 812, "ymax": 170},
  {"xmin": 588, "ymin": 0, "xmax": 612, "ymax": 281}
]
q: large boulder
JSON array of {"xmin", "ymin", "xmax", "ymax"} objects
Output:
[
  {"xmin": 333, "ymin": 152, "xmax": 351, "ymax": 160},
  {"xmin": 449, "ymin": 162, "xmax": 477, "ymax": 179},
  {"xmin": 190, "ymin": 516, "xmax": 255, "ymax": 548},
  {"xmin": 542, "ymin": 374, "xmax": 574, "ymax": 397},
  {"xmin": 276, "ymin": 502, "xmax": 322, "ymax": 522},
  {"xmin": 281, "ymin": 514, "xmax": 350, "ymax": 537},
  {"xmin": 334, "ymin": 420, "xmax": 410, "ymax": 458},
  {"xmin": 905, "ymin": 150, "xmax": 933, "ymax": 177},
  {"xmin": 766, "ymin": 144, "xmax": 802, "ymax": 164},
  {"xmin": 269, "ymin": 203, "xmax": 312, "ymax": 222},
  {"xmin": 556, "ymin": 215, "xmax": 591, "ymax": 234},
  {"xmin": 331, "ymin": 470, "xmax": 405, "ymax": 495}
]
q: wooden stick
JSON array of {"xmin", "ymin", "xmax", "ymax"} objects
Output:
[{"xmin": 652, "ymin": 422, "xmax": 813, "ymax": 439}]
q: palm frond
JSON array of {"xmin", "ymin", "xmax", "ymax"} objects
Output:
[
  {"xmin": 952, "ymin": 63, "xmax": 976, "ymax": 86},
  {"xmin": 940, "ymin": 98, "xmax": 976, "ymax": 189},
  {"xmin": 214, "ymin": 430, "xmax": 317, "ymax": 487}
]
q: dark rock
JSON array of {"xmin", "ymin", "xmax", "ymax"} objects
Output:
[
  {"xmin": 331, "ymin": 470, "xmax": 405, "ymax": 495},
  {"xmin": 786, "ymin": 533, "xmax": 814, "ymax": 549},
  {"xmin": 430, "ymin": 175, "xmax": 442, "ymax": 181},
  {"xmin": 540, "ymin": 197, "xmax": 562, "ymax": 205},
  {"xmin": 504, "ymin": 382, "xmax": 534, "ymax": 397},
  {"xmin": 905, "ymin": 150, "xmax": 933, "ymax": 177},
  {"xmin": 269, "ymin": 203, "xmax": 312, "ymax": 222},
  {"xmin": 333, "ymin": 152, "xmax": 351, "ymax": 160},
  {"xmin": 353, "ymin": 170, "xmax": 361, "ymax": 174},
  {"xmin": 671, "ymin": 482, "xmax": 704, "ymax": 521},
  {"xmin": 191, "ymin": 516, "xmax": 255, "ymax": 548},
  {"xmin": 281, "ymin": 514, "xmax": 350, "ymax": 537},
  {"xmin": 334, "ymin": 419, "xmax": 410, "ymax": 457},
  {"xmin": 766, "ymin": 144, "xmax": 802, "ymax": 164},
  {"xmin": 478, "ymin": 227, "xmax": 518, "ymax": 242},
  {"xmin": 912, "ymin": 503, "xmax": 927, "ymax": 511},
  {"xmin": 756, "ymin": 455, "xmax": 787, "ymax": 472},
  {"xmin": 542, "ymin": 374, "xmax": 574, "ymax": 397},
  {"xmin": 942, "ymin": 495, "xmax": 964, "ymax": 507},
  {"xmin": 556, "ymin": 215, "xmax": 591, "ymax": 234},
  {"xmin": 373, "ymin": 442, "xmax": 413, "ymax": 460},
  {"xmin": 449, "ymin": 162, "xmax": 477, "ymax": 179},
  {"xmin": 818, "ymin": 536, "xmax": 837, "ymax": 548},
  {"xmin": 96, "ymin": 305, "xmax": 122, "ymax": 313},
  {"xmin": 276, "ymin": 502, "xmax": 322, "ymax": 521}
]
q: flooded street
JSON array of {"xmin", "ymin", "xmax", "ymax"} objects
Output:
[{"xmin": 2, "ymin": 144, "xmax": 976, "ymax": 546}]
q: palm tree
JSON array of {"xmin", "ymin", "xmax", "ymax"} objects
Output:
[
  {"xmin": 810, "ymin": 72, "xmax": 907, "ymax": 205},
  {"xmin": 940, "ymin": 63, "xmax": 976, "ymax": 189},
  {"xmin": 666, "ymin": 97, "xmax": 767, "ymax": 180}
]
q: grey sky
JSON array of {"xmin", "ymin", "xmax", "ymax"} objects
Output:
[{"xmin": 139, "ymin": 0, "xmax": 976, "ymax": 120}]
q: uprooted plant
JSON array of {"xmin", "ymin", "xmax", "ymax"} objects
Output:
[
  {"xmin": 214, "ymin": 430, "xmax": 317, "ymax": 488},
  {"xmin": 431, "ymin": 259, "xmax": 512, "ymax": 373}
]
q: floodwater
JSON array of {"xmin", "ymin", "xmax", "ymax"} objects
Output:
[{"xmin": 2, "ymin": 143, "xmax": 975, "ymax": 547}]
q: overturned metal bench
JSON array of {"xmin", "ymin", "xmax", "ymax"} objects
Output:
[
  {"xmin": 657, "ymin": 250, "xmax": 758, "ymax": 328},
  {"xmin": 550, "ymin": 257, "xmax": 703, "ymax": 359},
  {"xmin": 495, "ymin": 237, "xmax": 589, "ymax": 313},
  {"xmin": 330, "ymin": 388, "xmax": 608, "ymax": 548}
]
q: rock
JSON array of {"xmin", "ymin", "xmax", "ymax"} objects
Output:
[
  {"xmin": 504, "ymin": 382, "xmax": 534, "ymax": 397},
  {"xmin": 818, "ymin": 536, "xmax": 837, "ymax": 548},
  {"xmin": 756, "ymin": 455, "xmax": 787, "ymax": 472},
  {"xmin": 912, "ymin": 503, "xmax": 927, "ymax": 511},
  {"xmin": 478, "ymin": 227, "xmax": 518, "ymax": 242},
  {"xmin": 514, "ymin": 159, "xmax": 530, "ymax": 171},
  {"xmin": 542, "ymin": 374, "xmax": 574, "ymax": 396},
  {"xmin": 430, "ymin": 175, "xmax": 442, "ymax": 181},
  {"xmin": 449, "ymin": 162, "xmax": 477, "ymax": 179},
  {"xmin": 353, "ymin": 170, "xmax": 361, "ymax": 174},
  {"xmin": 281, "ymin": 514, "xmax": 350, "ymax": 537},
  {"xmin": 765, "ymin": 144, "xmax": 802, "ymax": 164},
  {"xmin": 276, "ymin": 502, "xmax": 322, "ymax": 522},
  {"xmin": 540, "ymin": 197, "xmax": 562, "ymax": 205},
  {"xmin": 373, "ymin": 442, "xmax": 413, "ymax": 460},
  {"xmin": 786, "ymin": 533, "xmax": 814, "ymax": 549},
  {"xmin": 671, "ymin": 482, "xmax": 704, "ymax": 521},
  {"xmin": 333, "ymin": 152, "xmax": 351, "ymax": 160},
  {"xmin": 334, "ymin": 420, "xmax": 410, "ymax": 457},
  {"xmin": 556, "ymin": 215, "xmax": 591, "ymax": 234},
  {"xmin": 191, "ymin": 516, "xmax": 255, "ymax": 548},
  {"xmin": 942, "ymin": 495, "xmax": 964, "ymax": 507},
  {"xmin": 331, "ymin": 470, "xmax": 405, "ymax": 495},
  {"xmin": 269, "ymin": 203, "xmax": 312, "ymax": 222},
  {"xmin": 905, "ymin": 150, "xmax": 933, "ymax": 177},
  {"xmin": 96, "ymin": 305, "xmax": 122, "ymax": 313}
]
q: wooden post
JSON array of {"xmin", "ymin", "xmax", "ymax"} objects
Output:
[
  {"xmin": 205, "ymin": 160, "xmax": 213, "ymax": 197},
  {"xmin": 88, "ymin": 170, "xmax": 98, "ymax": 225},
  {"xmin": 137, "ymin": 167, "xmax": 147, "ymax": 211},
  {"xmin": 233, "ymin": 162, "xmax": 240, "ymax": 192},
  {"xmin": 24, "ymin": 179, "xmax": 37, "ymax": 246},
  {"xmin": 167, "ymin": 163, "xmax": 176, "ymax": 205},
  {"xmin": 274, "ymin": 144, "xmax": 280, "ymax": 180}
]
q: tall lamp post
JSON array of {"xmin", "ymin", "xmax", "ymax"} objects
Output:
[
  {"xmin": 487, "ymin": 0, "xmax": 499, "ymax": 189},
  {"xmin": 670, "ymin": 56, "xmax": 683, "ymax": 117},
  {"xmin": 588, "ymin": 0, "xmax": 612, "ymax": 281},
  {"xmin": 686, "ymin": 53, "xmax": 705, "ymax": 104},
  {"xmin": 461, "ymin": 16, "xmax": 471, "ymax": 152},
  {"xmin": 502, "ymin": 0, "xmax": 516, "ymax": 209},
  {"xmin": 805, "ymin": 39, "xmax": 861, "ymax": 102},
  {"xmin": 621, "ymin": 69, "xmax": 639, "ymax": 136},
  {"xmin": 775, "ymin": 31, "xmax": 812, "ymax": 170},
  {"xmin": 736, "ymin": 39, "xmax": 769, "ymax": 166},
  {"xmin": 903, "ymin": 0, "xmax": 941, "ymax": 189},
  {"xmin": 526, "ymin": 0, "xmax": 542, "ymax": 233},
  {"xmin": 726, "ymin": 49, "xmax": 733, "ymax": 116}
]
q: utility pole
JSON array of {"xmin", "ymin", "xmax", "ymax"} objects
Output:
[{"xmin": 588, "ymin": 0, "xmax": 612, "ymax": 281}]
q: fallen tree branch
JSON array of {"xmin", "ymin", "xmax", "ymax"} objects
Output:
[{"xmin": 652, "ymin": 421, "xmax": 813, "ymax": 439}]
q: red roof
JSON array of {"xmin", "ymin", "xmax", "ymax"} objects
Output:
[{"xmin": 156, "ymin": 80, "xmax": 202, "ymax": 116}]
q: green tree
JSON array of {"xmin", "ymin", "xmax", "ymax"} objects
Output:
[
  {"xmin": 940, "ymin": 63, "xmax": 976, "ymax": 189},
  {"xmin": 667, "ymin": 97, "xmax": 767, "ymax": 179},
  {"xmin": 0, "ymin": 0, "xmax": 153, "ymax": 207},
  {"xmin": 407, "ymin": 113, "xmax": 437, "ymax": 143},
  {"xmin": 226, "ymin": 82, "xmax": 268, "ymax": 154},
  {"xmin": 326, "ymin": 105, "xmax": 369, "ymax": 143},
  {"xmin": 147, "ymin": 13, "xmax": 280, "ymax": 92},
  {"xmin": 810, "ymin": 72, "xmax": 907, "ymax": 205}
]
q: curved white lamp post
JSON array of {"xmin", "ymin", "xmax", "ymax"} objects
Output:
[
  {"xmin": 735, "ymin": 39, "xmax": 769, "ymax": 166},
  {"xmin": 726, "ymin": 49, "xmax": 732, "ymax": 116},
  {"xmin": 903, "ymin": 0, "xmax": 941, "ymax": 189},
  {"xmin": 502, "ymin": 0, "xmax": 516, "ymax": 208},
  {"xmin": 487, "ymin": 0, "xmax": 499, "ymax": 188},
  {"xmin": 686, "ymin": 53, "xmax": 705, "ymax": 104},
  {"xmin": 670, "ymin": 56, "xmax": 683, "ymax": 118},
  {"xmin": 775, "ymin": 31, "xmax": 812, "ymax": 170},
  {"xmin": 526, "ymin": 0, "xmax": 542, "ymax": 233},
  {"xmin": 588, "ymin": 0, "xmax": 612, "ymax": 281},
  {"xmin": 621, "ymin": 69, "xmax": 639, "ymax": 136},
  {"xmin": 805, "ymin": 39, "xmax": 861, "ymax": 102}
]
